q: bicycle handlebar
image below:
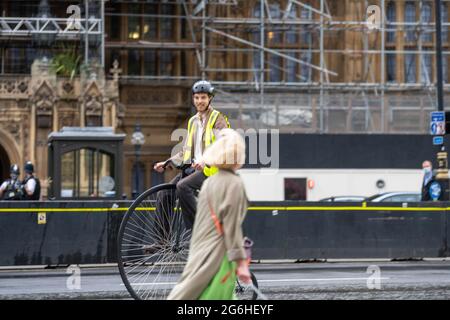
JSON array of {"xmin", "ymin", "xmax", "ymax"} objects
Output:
[{"xmin": 162, "ymin": 159, "xmax": 192, "ymax": 171}]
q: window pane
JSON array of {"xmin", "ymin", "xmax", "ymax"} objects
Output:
[
  {"xmin": 267, "ymin": 30, "xmax": 282, "ymax": 44},
  {"xmin": 284, "ymin": 178, "xmax": 307, "ymax": 200},
  {"xmin": 159, "ymin": 50, "xmax": 173, "ymax": 76},
  {"xmin": 269, "ymin": 54, "xmax": 282, "ymax": 82},
  {"xmin": 387, "ymin": 1, "xmax": 396, "ymax": 42},
  {"xmin": 420, "ymin": 53, "xmax": 432, "ymax": 83},
  {"xmin": 6, "ymin": 45, "xmax": 37, "ymax": 74},
  {"xmin": 143, "ymin": 4, "xmax": 157, "ymax": 40},
  {"xmin": 286, "ymin": 5, "xmax": 298, "ymax": 44},
  {"xmin": 108, "ymin": 3, "xmax": 121, "ymax": 41},
  {"xmin": 128, "ymin": 4, "xmax": 141, "ymax": 40},
  {"xmin": 301, "ymin": 8, "xmax": 312, "ymax": 45},
  {"xmin": 300, "ymin": 52, "xmax": 312, "ymax": 82},
  {"xmin": 61, "ymin": 149, "xmax": 115, "ymax": 198},
  {"xmin": 99, "ymin": 152, "xmax": 115, "ymax": 197},
  {"xmin": 405, "ymin": 2, "xmax": 416, "ymax": 42},
  {"xmin": 61, "ymin": 151, "xmax": 76, "ymax": 198},
  {"xmin": 79, "ymin": 149, "xmax": 97, "ymax": 197},
  {"xmin": 9, "ymin": 1, "xmax": 34, "ymax": 16},
  {"xmin": 442, "ymin": 3, "xmax": 448, "ymax": 42},
  {"xmin": 267, "ymin": 3, "xmax": 282, "ymax": 43},
  {"xmin": 143, "ymin": 50, "xmax": 156, "ymax": 75},
  {"xmin": 253, "ymin": 51, "xmax": 262, "ymax": 83},
  {"xmin": 286, "ymin": 53, "xmax": 298, "ymax": 82},
  {"xmin": 387, "ymin": 53, "xmax": 396, "ymax": 82},
  {"xmin": 79, "ymin": 149, "xmax": 87, "ymax": 197},
  {"xmin": 405, "ymin": 53, "xmax": 416, "ymax": 83},
  {"xmin": 421, "ymin": 2, "xmax": 432, "ymax": 42},
  {"xmin": 5, "ymin": 48, "xmax": 23, "ymax": 74},
  {"xmin": 128, "ymin": 50, "xmax": 141, "ymax": 75},
  {"xmin": 253, "ymin": 3, "xmax": 261, "ymax": 18},
  {"xmin": 160, "ymin": 4, "xmax": 174, "ymax": 39}
]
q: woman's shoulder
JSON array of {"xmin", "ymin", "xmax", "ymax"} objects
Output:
[{"xmin": 215, "ymin": 169, "xmax": 243, "ymax": 183}]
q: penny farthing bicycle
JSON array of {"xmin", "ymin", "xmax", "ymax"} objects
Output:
[{"xmin": 117, "ymin": 160, "xmax": 259, "ymax": 300}]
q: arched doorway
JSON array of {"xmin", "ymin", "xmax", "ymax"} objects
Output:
[
  {"xmin": 0, "ymin": 144, "xmax": 10, "ymax": 182},
  {"xmin": 0, "ymin": 128, "xmax": 21, "ymax": 183}
]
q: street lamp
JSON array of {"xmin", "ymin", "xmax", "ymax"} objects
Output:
[{"xmin": 131, "ymin": 123, "xmax": 145, "ymax": 199}]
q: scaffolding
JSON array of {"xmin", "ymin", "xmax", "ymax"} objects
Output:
[
  {"xmin": 0, "ymin": 0, "xmax": 105, "ymax": 66},
  {"xmin": 104, "ymin": 0, "xmax": 450, "ymax": 133},
  {"xmin": 3, "ymin": 0, "xmax": 450, "ymax": 133}
]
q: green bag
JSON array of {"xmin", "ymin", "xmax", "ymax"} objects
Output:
[{"xmin": 198, "ymin": 255, "xmax": 237, "ymax": 300}]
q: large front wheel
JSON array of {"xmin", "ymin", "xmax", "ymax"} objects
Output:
[{"xmin": 117, "ymin": 184, "xmax": 191, "ymax": 300}]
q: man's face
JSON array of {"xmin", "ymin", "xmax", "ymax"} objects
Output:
[
  {"xmin": 193, "ymin": 93, "xmax": 211, "ymax": 112},
  {"xmin": 422, "ymin": 161, "xmax": 432, "ymax": 171}
]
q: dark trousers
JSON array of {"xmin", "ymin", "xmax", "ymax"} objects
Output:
[
  {"xmin": 175, "ymin": 170, "xmax": 207, "ymax": 230},
  {"xmin": 155, "ymin": 169, "xmax": 207, "ymax": 238}
]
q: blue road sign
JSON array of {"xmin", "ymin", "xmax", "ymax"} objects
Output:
[
  {"xmin": 433, "ymin": 136, "xmax": 444, "ymax": 145},
  {"xmin": 430, "ymin": 111, "xmax": 446, "ymax": 135},
  {"xmin": 429, "ymin": 181, "xmax": 442, "ymax": 201},
  {"xmin": 431, "ymin": 111, "xmax": 445, "ymax": 122}
]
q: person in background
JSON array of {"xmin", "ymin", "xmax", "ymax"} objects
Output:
[
  {"xmin": 22, "ymin": 161, "xmax": 41, "ymax": 200},
  {"xmin": 0, "ymin": 164, "xmax": 23, "ymax": 200},
  {"xmin": 421, "ymin": 160, "xmax": 435, "ymax": 201},
  {"xmin": 168, "ymin": 129, "xmax": 251, "ymax": 300}
]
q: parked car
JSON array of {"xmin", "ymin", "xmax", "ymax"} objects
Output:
[
  {"xmin": 364, "ymin": 192, "xmax": 421, "ymax": 202},
  {"xmin": 319, "ymin": 196, "xmax": 366, "ymax": 202}
]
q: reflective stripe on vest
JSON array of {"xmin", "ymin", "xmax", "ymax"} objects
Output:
[
  {"xmin": 183, "ymin": 117, "xmax": 196, "ymax": 163},
  {"xmin": 203, "ymin": 110, "xmax": 221, "ymax": 177}
]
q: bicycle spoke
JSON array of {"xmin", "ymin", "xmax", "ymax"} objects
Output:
[{"xmin": 118, "ymin": 184, "xmax": 192, "ymax": 300}]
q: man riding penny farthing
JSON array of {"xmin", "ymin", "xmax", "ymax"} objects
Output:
[{"xmin": 117, "ymin": 81, "xmax": 231, "ymax": 300}]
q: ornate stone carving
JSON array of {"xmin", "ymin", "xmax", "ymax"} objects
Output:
[
  {"xmin": 0, "ymin": 77, "xmax": 30, "ymax": 99},
  {"xmin": 84, "ymin": 81, "xmax": 103, "ymax": 117},
  {"xmin": 110, "ymin": 59, "xmax": 122, "ymax": 83},
  {"xmin": 32, "ymin": 81, "xmax": 56, "ymax": 116},
  {"xmin": 62, "ymin": 81, "xmax": 74, "ymax": 95},
  {"xmin": 0, "ymin": 58, "xmax": 120, "ymax": 185},
  {"xmin": 2, "ymin": 121, "xmax": 21, "ymax": 142}
]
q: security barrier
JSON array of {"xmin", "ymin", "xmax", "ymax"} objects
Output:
[{"xmin": 0, "ymin": 200, "xmax": 448, "ymax": 266}]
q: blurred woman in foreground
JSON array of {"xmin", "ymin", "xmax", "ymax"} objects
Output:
[{"xmin": 168, "ymin": 128, "xmax": 251, "ymax": 300}]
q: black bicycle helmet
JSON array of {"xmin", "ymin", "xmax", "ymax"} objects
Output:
[{"xmin": 192, "ymin": 80, "xmax": 215, "ymax": 97}]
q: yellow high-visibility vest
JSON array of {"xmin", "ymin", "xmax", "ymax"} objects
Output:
[{"xmin": 183, "ymin": 109, "xmax": 230, "ymax": 176}]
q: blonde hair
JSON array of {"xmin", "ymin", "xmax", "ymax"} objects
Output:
[{"xmin": 201, "ymin": 129, "xmax": 246, "ymax": 170}]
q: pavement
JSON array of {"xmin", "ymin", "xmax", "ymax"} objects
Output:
[{"xmin": 1, "ymin": 260, "xmax": 450, "ymax": 300}]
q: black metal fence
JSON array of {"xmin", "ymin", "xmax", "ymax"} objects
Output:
[{"xmin": 0, "ymin": 200, "xmax": 448, "ymax": 266}]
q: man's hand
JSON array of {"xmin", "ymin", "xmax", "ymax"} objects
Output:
[
  {"xmin": 153, "ymin": 161, "xmax": 167, "ymax": 173},
  {"xmin": 236, "ymin": 260, "xmax": 252, "ymax": 284},
  {"xmin": 191, "ymin": 161, "xmax": 205, "ymax": 171}
]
